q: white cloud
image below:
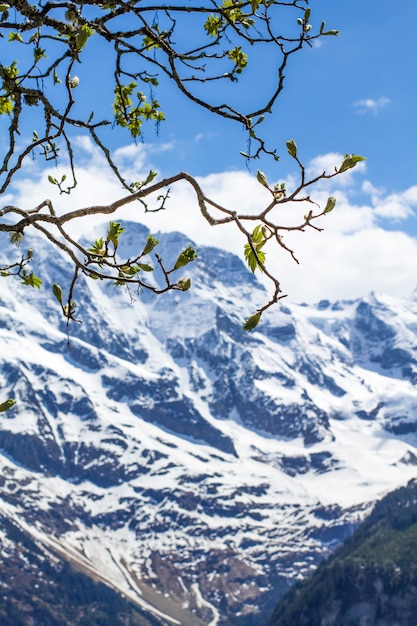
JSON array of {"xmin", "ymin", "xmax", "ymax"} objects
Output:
[
  {"xmin": 374, "ymin": 194, "xmax": 416, "ymax": 221},
  {"xmin": 4, "ymin": 147, "xmax": 417, "ymax": 305},
  {"xmin": 306, "ymin": 152, "xmax": 367, "ymax": 187},
  {"xmin": 361, "ymin": 180, "xmax": 381, "ymax": 201},
  {"xmin": 269, "ymin": 225, "xmax": 417, "ymax": 303},
  {"xmin": 353, "ymin": 97, "xmax": 391, "ymax": 115},
  {"xmin": 306, "ymin": 152, "xmax": 345, "ymax": 178},
  {"xmin": 361, "ymin": 181, "xmax": 417, "ymax": 221}
]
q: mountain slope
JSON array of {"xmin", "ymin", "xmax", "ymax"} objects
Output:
[
  {"xmin": 1, "ymin": 222, "xmax": 417, "ymax": 625},
  {"xmin": 0, "ymin": 512, "xmax": 163, "ymax": 626},
  {"xmin": 266, "ymin": 479, "xmax": 417, "ymax": 626}
]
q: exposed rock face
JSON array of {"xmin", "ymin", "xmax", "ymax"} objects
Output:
[{"xmin": 1, "ymin": 222, "xmax": 417, "ymax": 625}]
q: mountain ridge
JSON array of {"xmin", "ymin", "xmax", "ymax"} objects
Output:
[{"xmin": 1, "ymin": 221, "xmax": 417, "ymax": 624}]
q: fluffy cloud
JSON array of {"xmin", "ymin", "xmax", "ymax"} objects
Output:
[
  {"xmin": 364, "ymin": 183, "xmax": 417, "ymax": 221},
  {"xmin": 274, "ymin": 225, "xmax": 417, "ymax": 303},
  {"xmin": 4, "ymin": 143, "xmax": 417, "ymax": 304}
]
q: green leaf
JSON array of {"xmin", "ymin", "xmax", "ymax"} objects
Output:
[
  {"xmin": 138, "ymin": 263, "xmax": 153, "ymax": 272},
  {"xmin": 141, "ymin": 235, "xmax": 159, "ymax": 256},
  {"xmin": 34, "ymin": 47, "xmax": 46, "ymax": 62},
  {"xmin": 0, "ymin": 399, "xmax": 16, "ymax": 412},
  {"xmin": 21, "ymin": 272, "xmax": 42, "ymax": 288},
  {"xmin": 143, "ymin": 170, "xmax": 157, "ymax": 186},
  {"xmin": 143, "ymin": 76, "xmax": 159, "ymax": 87},
  {"xmin": 286, "ymin": 139, "xmax": 297, "ymax": 159},
  {"xmin": 339, "ymin": 154, "xmax": 367, "ymax": 173},
  {"xmin": 8, "ymin": 32, "xmax": 24, "ymax": 43},
  {"xmin": 119, "ymin": 265, "xmax": 139, "ymax": 278},
  {"xmin": 0, "ymin": 4, "xmax": 11, "ymax": 13},
  {"xmin": 321, "ymin": 29, "xmax": 340, "ymax": 36},
  {"xmin": 244, "ymin": 245, "xmax": 266, "ymax": 273},
  {"xmin": 243, "ymin": 312, "xmax": 261, "ymax": 332},
  {"xmin": 173, "ymin": 246, "xmax": 197, "ymax": 271},
  {"xmin": 113, "ymin": 82, "xmax": 165, "ymax": 139},
  {"xmin": 204, "ymin": 14, "xmax": 222, "ymax": 38},
  {"xmin": 323, "ymin": 196, "xmax": 337, "ymax": 214},
  {"xmin": 228, "ymin": 46, "xmax": 248, "ymax": 73},
  {"xmin": 75, "ymin": 24, "xmax": 95, "ymax": 51},
  {"xmin": 106, "ymin": 221, "xmax": 124, "ymax": 250},
  {"xmin": 48, "ymin": 175, "xmax": 57, "ymax": 185},
  {"xmin": 88, "ymin": 237, "xmax": 105, "ymax": 257},
  {"xmin": 251, "ymin": 224, "xmax": 266, "ymax": 244},
  {"xmin": 0, "ymin": 96, "xmax": 14, "ymax": 116},
  {"xmin": 244, "ymin": 225, "xmax": 267, "ymax": 273},
  {"xmin": 52, "ymin": 283, "xmax": 63, "ymax": 304},
  {"xmin": 2, "ymin": 61, "xmax": 18, "ymax": 81}
]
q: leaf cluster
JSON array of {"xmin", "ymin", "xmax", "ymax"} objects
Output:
[
  {"xmin": 113, "ymin": 83, "xmax": 164, "ymax": 139},
  {"xmin": 0, "ymin": 2, "xmax": 365, "ymax": 334},
  {"xmin": 244, "ymin": 225, "xmax": 267, "ymax": 273},
  {"xmin": 0, "ymin": 1, "xmax": 342, "ymax": 195},
  {"xmin": 47, "ymin": 220, "xmax": 197, "ymax": 328}
]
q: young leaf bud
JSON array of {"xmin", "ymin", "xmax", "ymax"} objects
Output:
[
  {"xmin": 141, "ymin": 235, "xmax": 159, "ymax": 256},
  {"xmin": 0, "ymin": 399, "xmax": 16, "ymax": 412},
  {"xmin": 256, "ymin": 170, "xmax": 268, "ymax": 187},
  {"xmin": 324, "ymin": 196, "xmax": 337, "ymax": 213},
  {"xmin": 173, "ymin": 246, "xmax": 197, "ymax": 271},
  {"xmin": 177, "ymin": 278, "xmax": 191, "ymax": 291},
  {"xmin": 286, "ymin": 139, "xmax": 297, "ymax": 158},
  {"xmin": 52, "ymin": 283, "xmax": 63, "ymax": 304},
  {"xmin": 69, "ymin": 76, "xmax": 80, "ymax": 88},
  {"xmin": 243, "ymin": 312, "xmax": 261, "ymax": 332}
]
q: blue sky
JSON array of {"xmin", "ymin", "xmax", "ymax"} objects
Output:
[
  {"xmin": 2, "ymin": 0, "xmax": 417, "ymax": 304},
  {"xmin": 35, "ymin": 0, "xmax": 413, "ymax": 190},
  {"xmin": 163, "ymin": 0, "xmax": 416, "ymax": 194},
  {"xmin": 104, "ymin": 0, "xmax": 416, "ymax": 188}
]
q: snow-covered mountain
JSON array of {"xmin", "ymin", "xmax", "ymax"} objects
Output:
[{"xmin": 1, "ymin": 222, "xmax": 417, "ymax": 625}]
